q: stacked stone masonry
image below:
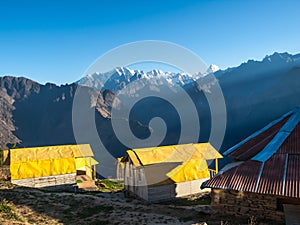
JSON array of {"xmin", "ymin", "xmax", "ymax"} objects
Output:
[{"xmin": 211, "ymin": 189, "xmax": 285, "ymax": 223}]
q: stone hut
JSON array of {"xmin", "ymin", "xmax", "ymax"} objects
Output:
[{"xmin": 202, "ymin": 107, "xmax": 300, "ymax": 224}]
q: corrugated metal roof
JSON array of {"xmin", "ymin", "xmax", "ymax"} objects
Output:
[
  {"xmin": 256, "ymin": 154, "xmax": 286, "ymax": 195},
  {"xmin": 203, "ymin": 107, "xmax": 300, "ymax": 199},
  {"xmin": 228, "ymin": 116, "xmax": 289, "ymax": 161},
  {"xmin": 253, "ymin": 110, "xmax": 300, "ymax": 162},
  {"xmin": 224, "ymin": 110, "xmax": 293, "ymax": 156},
  {"xmin": 203, "ymin": 161, "xmax": 261, "ymax": 192},
  {"xmin": 278, "ymin": 123, "xmax": 300, "ymax": 154},
  {"xmin": 285, "ymin": 155, "xmax": 300, "ymax": 198}
]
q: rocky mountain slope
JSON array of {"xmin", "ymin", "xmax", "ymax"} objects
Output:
[
  {"xmin": 0, "ymin": 76, "xmax": 41, "ymax": 148},
  {"xmin": 0, "ymin": 89, "xmax": 18, "ymax": 148},
  {"xmin": 0, "ymin": 77, "xmax": 149, "ymax": 159}
]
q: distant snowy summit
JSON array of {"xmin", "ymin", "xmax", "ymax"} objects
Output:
[
  {"xmin": 77, "ymin": 64, "xmax": 219, "ymax": 92},
  {"xmin": 77, "ymin": 52, "xmax": 300, "ymax": 94},
  {"xmin": 206, "ymin": 64, "xmax": 220, "ymax": 74}
]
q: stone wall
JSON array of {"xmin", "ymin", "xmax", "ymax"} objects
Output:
[
  {"xmin": 11, "ymin": 173, "xmax": 76, "ymax": 188},
  {"xmin": 211, "ymin": 189, "xmax": 285, "ymax": 223}
]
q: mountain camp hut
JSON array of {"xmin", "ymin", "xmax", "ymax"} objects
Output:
[
  {"xmin": 119, "ymin": 143, "xmax": 222, "ymax": 202},
  {"xmin": 9, "ymin": 144, "xmax": 98, "ymax": 188}
]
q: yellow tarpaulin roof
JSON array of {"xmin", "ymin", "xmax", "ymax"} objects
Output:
[
  {"xmin": 124, "ymin": 143, "xmax": 222, "ymax": 183},
  {"xmin": 10, "ymin": 144, "xmax": 94, "ymax": 163},
  {"xmin": 166, "ymin": 158, "xmax": 209, "ymax": 183},
  {"xmin": 75, "ymin": 157, "xmax": 99, "ymax": 168},
  {"xmin": 10, "ymin": 144, "xmax": 97, "ymax": 180},
  {"xmin": 127, "ymin": 143, "xmax": 222, "ymax": 166},
  {"xmin": 10, "ymin": 158, "xmax": 76, "ymax": 180}
]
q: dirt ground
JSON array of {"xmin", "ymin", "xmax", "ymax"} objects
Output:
[{"xmin": 0, "ymin": 182, "xmax": 252, "ymax": 225}]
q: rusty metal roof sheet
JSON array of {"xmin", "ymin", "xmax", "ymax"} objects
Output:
[
  {"xmin": 203, "ymin": 160, "xmax": 261, "ymax": 192},
  {"xmin": 228, "ymin": 116, "xmax": 289, "ymax": 161},
  {"xmin": 278, "ymin": 123, "xmax": 300, "ymax": 154},
  {"xmin": 203, "ymin": 153, "xmax": 300, "ymax": 198},
  {"xmin": 284, "ymin": 154, "xmax": 300, "ymax": 198},
  {"xmin": 255, "ymin": 154, "xmax": 286, "ymax": 195},
  {"xmin": 224, "ymin": 110, "xmax": 293, "ymax": 157},
  {"xmin": 253, "ymin": 110, "xmax": 300, "ymax": 162},
  {"xmin": 203, "ymin": 107, "xmax": 300, "ymax": 198}
]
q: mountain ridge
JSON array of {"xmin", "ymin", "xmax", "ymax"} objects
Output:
[
  {"xmin": 0, "ymin": 51, "xmax": 300, "ymax": 161},
  {"xmin": 77, "ymin": 64, "xmax": 220, "ymax": 93}
]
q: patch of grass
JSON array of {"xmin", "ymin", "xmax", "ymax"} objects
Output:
[
  {"xmin": 95, "ymin": 179, "xmax": 124, "ymax": 192},
  {"xmin": 0, "ymin": 200, "xmax": 12, "ymax": 213},
  {"xmin": 0, "ymin": 199, "xmax": 23, "ymax": 222},
  {"xmin": 0, "ymin": 181, "xmax": 14, "ymax": 188},
  {"xmin": 77, "ymin": 205, "xmax": 114, "ymax": 219}
]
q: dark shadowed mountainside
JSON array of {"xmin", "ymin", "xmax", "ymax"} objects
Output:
[
  {"xmin": 112, "ymin": 52, "xmax": 300, "ymax": 152},
  {"xmin": 0, "ymin": 77, "xmax": 150, "ymax": 160},
  {"xmin": 0, "ymin": 52, "xmax": 300, "ymax": 166}
]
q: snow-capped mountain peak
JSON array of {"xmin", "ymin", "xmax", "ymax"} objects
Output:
[
  {"xmin": 115, "ymin": 67, "xmax": 134, "ymax": 76},
  {"xmin": 149, "ymin": 69, "xmax": 164, "ymax": 76},
  {"xmin": 78, "ymin": 67, "xmax": 201, "ymax": 92},
  {"xmin": 206, "ymin": 64, "xmax": 220, "ymax": 74}
]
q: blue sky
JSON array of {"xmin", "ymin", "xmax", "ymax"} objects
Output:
[{"xmin": 0, "ymin": 0, "xmax": 300, "ymax": 84}]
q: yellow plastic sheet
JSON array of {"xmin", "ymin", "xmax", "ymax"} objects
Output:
[
  {"xmin": 10, "ymin": 144, "xmax": 94, "ymax": 163},
  {"xmin": 75, "ymin": 157, "xmax": 99, "ymax": 168},
  {"xmin": 167, "ymin": 158, "xmax": 210, "ymax": 182},
  {"xmin": 10, "ymin": 157, "xmax": 76, "ymax": 180},
  {"xmin": 72, "ymin": 144, "xmax": 94, "ymax": 158},
  {"xmin": 124, "ymin": 143, "xmax": 222, "ymax": 183},
  {"xmin": 129, "ymin": 143, "xmax": 222, "ymax": 166},
  {"xmin": 10, "ymin": 144, "xmax": 98, "ymax": 180}
]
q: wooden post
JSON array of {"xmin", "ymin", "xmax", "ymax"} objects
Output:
[
  {"xmin": 93, "ymin": 165, "xmax": 97, "ymax": 180},
  {"xmin": 215, "ymin": 158, "xmax": 219, "ymax": 174},
  {"xmin": 89, "ymin": 157, "xmax": 92, "ymax": 179}
]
